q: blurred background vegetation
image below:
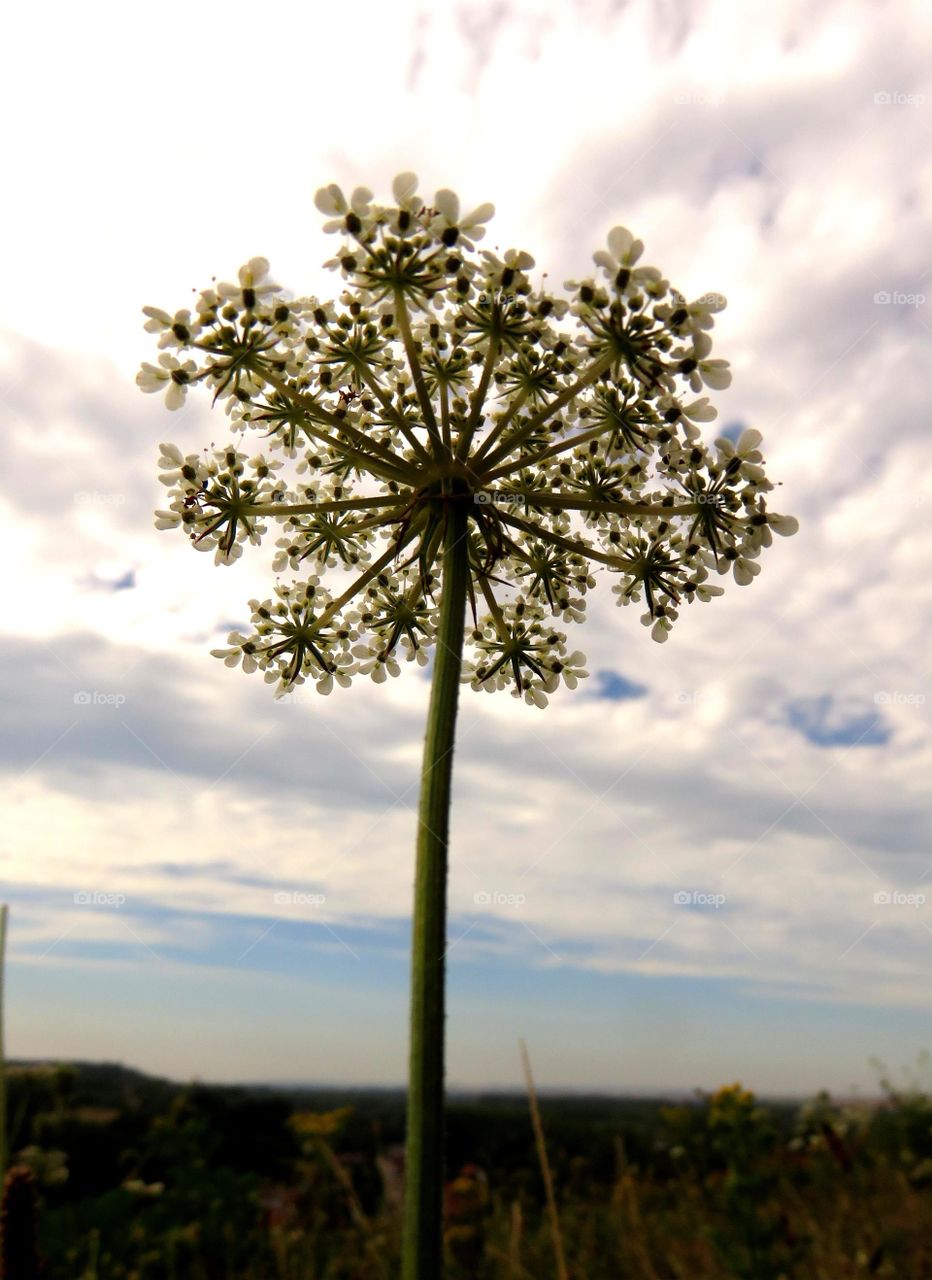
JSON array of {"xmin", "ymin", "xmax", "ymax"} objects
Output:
[{"xmin": 1, "ymin": 1058, "xmax": 932, "ymax": 1278}]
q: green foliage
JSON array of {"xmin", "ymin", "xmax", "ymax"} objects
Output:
[{"xmin": 4, "ymin": 1061, "xmax": 932, "ymax": 1279}]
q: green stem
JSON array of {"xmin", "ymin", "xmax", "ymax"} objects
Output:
[
  {"xmin": 250, "ymin": 496, "xmax": 404, "ymax": 517},
  {"xmin": 470, "ymin": 387, "xmax": 529, "ymax": 468},
  {"xmin": 440, "ymin": 383, "xmax": 451, "ymax": 454},
  {"xmin": 349, "ymin": 357, "xmax": 435, "ymax": 465},
  {"xmin": 250, "ymin": 365, "xmax": 420, "ymax": 485},
  {"xmin": 0, "ymin": 902, "xmax": 7, "ymax": 1192},
  {"xmin": 315, "ymin": 524, "xmax": 421, "ymax": 630},
  {"xmin": 496, "ymin": 509, "xmax": 621, "ymax": 569},
  {"xmin": 402, "ymin": 500, "xmax": 470, "ymax": 1280},
  {"xmin": 502, "ymin": 493, "xmax": 707, "ymax": 518},
  {"xmin": 478, "ymin": 350, "xmax": 615, "ymax": 472},
  {"xmin": 484, "ymin": 418, "xmax": 630, "ymax": 481},
  {"xmin": 394, "ymin": 290, "xmax": 443, "ymax": 454},
  {"xmin": 456, "ymin": 324, "xmax": 500, "ymax": 460}
]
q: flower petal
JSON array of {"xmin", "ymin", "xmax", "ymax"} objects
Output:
[
  {"xmin": 314, "ymin": 184, "xmax": 346, "ymax": 215},
  {"xmin": 392, "ymin": 171, "xmax": 419, "ymax": 203},
  {"xmin": 737, "ymin": 428, "xmax": 763, "ymax": 454},
  {"xmin": 434, "ymin": 189, "xmax": 460, "ymax": 222},
  {"xmin": 463, "ymin": 202, "xmax": 495, "ymax": 228},
  {"xmin": 607, "ymin": 226, "xmax": 635, "ymax": 259},
  {"xmin": 769, "ymin": 513, "xmax": 799, "ymax": 537}
]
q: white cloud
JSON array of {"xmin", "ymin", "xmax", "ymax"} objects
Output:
[{"xmin": 2, "ymin": 0, "xmax": 931, "ymax": 1088}]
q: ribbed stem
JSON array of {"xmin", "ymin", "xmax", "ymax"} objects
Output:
[{"xmin": 402, "ymin": 500, "xmax": 470, "ymax": 1280}]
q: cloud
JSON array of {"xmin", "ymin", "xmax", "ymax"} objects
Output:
[{"xmin": 2, "ymin": 0, "xmax": 932, "ymax": 1088}]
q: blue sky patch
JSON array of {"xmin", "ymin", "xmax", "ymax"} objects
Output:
[
  {"xmin": 719, "ymin": 422, "xmax": 746, "ymax": 444},
  {"xmin": 786, "ymin": 695, "xmax": 890, "ymax": 747},
  {"xmin": 593, "ymin": 670, "xmax": 649, "ymax": 701}
]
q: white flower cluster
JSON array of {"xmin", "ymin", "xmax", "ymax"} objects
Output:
[
  {"xmin": 138, "ymin": 174, "xmax": 796, "ymax": 704},
  {"xmin": 155, "ymin": 443, "xmax": 286, "ymax": 565}
]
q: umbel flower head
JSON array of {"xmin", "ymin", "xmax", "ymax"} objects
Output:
[{"xmin": 138, "ymin": 173, "xmax": 796, "ymax": 707}]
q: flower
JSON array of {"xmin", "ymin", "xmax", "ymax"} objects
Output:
[
  {"xmin": 719, "ymin": 545, "xmax": 761, "ymax": 585},
  {"xmin": 313, "ymin": 184, "xmax": 375, "ymax": 234},
  {"xmin": 142, "ymin": 306, "xmax": 199, "ymax": 349},
  {"xmin": 136, "ymin": 354, "xmax": 197, "ymax": 410},
  {"xmin": 352, "ymin": 640, "xmax": 402, "ymax": 684},
  {"xmin": 598, "ymin": 225, "xmax": 644, "ymax": 268},
  {"xmin": 138, "ymin": 174, "xmax": 795, "ymax": 700},
  {"xmin": 657, "ymin": 290, "xmax": 727, "ymax": 339},
  {"xmin": 743, "ymin": 499, "xmax": 799, "ymax": 552},
  {"xmin": 542, "ymin": 650, "xmax": 589, "ymax": 692},
  {"xmin": 641, "ymin": 603, "xmax": 678, "ymax": 643},
  {"xmin": 675, "ymin": 332, "xmax": 732, "ymax": 392},
  {"xmin": 714, "ymin": 427, "xmax": 766, "ymax": 482},
  {"xmin": 217, "ymin": 257, "xmax": 280, "ymax": 310},
  {"xmin": 430, "ymin": 189, "xmax": 495, "ymax": 250}
]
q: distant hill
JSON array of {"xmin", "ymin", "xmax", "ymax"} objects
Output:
[{"xmin": 10, "ymin": 1058, "xmax": 872, "ymax": 1116}]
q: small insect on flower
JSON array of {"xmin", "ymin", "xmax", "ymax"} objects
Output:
[{"xmin": 182, "ymin": 481, "xmax": 210, "ymax": 510}]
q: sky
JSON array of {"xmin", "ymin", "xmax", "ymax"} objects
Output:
[{"xmin": 1, "ymin": 0, "xmax": 931, "ymax": 1098}]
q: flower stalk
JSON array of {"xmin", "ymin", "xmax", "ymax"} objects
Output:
[{"xmin": 404, "ymin": 499, "xmax": 470, "ymax": 1278}]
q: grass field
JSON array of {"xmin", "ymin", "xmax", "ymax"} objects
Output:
[{"xmin": 2, "ymin": 1060, "xmax": 932, "ymax": 1278}]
